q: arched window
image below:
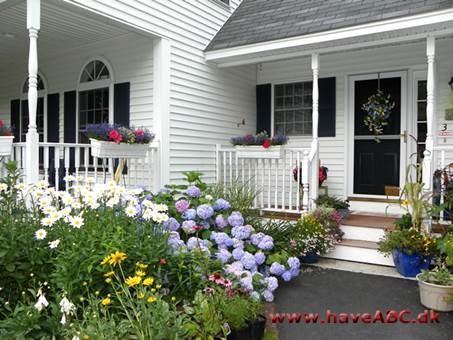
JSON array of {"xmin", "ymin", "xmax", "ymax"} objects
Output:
[
  {"xmin": 20, "ymin": 74, "xmax": 47, "ymax": 142},
  {"xmin": 78, "ymin": 59, "xmax": 113, "ymax": 143}
]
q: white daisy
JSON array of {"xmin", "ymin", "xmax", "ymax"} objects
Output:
[
  {"xmin": 41, "ymin": 217, "xmax": 55, "ymax": 227},
  {"xmin": 205, "ymin": 195, "xmax": 213, "ymax": 201},
  {"xmin": 142, "ymin": 200, "xmax": 154, "ymax": 209},
  {"xmin": 48, "ymin": 239, "xmax": 60, "ymax": 249},
  {"xmin": 63, "ymin": 175, "xmax": 75, "ymax": 182},
  {"xmin": 35, "ymin": 229, "xmax": 47, "ymax": 240},
  {"xmin": 155, "ymin": 204, "xmax": 168, "ymax": 212},
  {"xmin": 142, "ymin": 209, "xmax": 152, "ymax": 221},
  {"xmin": 0, "ymin": 183, "xmax": 8, "ymax": 192},
  {"xmin": 69, "ymin": 216, "xmax": 84, "ymax": 229},
  {"xmin": 125, "ymin": 205, "xmax": 137, "ymax": 217}
]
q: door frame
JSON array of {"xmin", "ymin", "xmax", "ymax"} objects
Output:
[{"xmin": 346, "ymin": 70, "xmax": 409, "ymax": 198}]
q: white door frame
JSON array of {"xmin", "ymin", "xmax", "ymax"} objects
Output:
[{"xmin": 346, "ymin": 70, "xmax": 408, "ymax": 198}]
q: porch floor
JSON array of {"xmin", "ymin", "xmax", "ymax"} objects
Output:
[{"xmin": 274, "ymin": 267, "xmax": 453, "ymax": 340}]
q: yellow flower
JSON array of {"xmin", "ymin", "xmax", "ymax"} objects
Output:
[
  {"xmin": 125, "ymin": 276, "xmax": 141, "ymax": 287},
  {"xmin": 100, "ymin": 255, "xmax": 111, "ymax": 266},
  {"xmin": 136, "ymin": 262, "xmax": 148, "ymax": 270},
  {"xmin": 105, "ymin": 278, "xmax": 112, "ymax": 284},
  {"xmin": 156, "ymin": 284, "xmax": 162, "ymax": 289},
  {"xmin": 151, "ymin": 288, "xmax": 156, "ymax": 293},
  {"xmin": 402, "ymin": 199, "xmax": 409, "ymax": 206},
  {"xmin": 137, "ymin": 292, "xmax": 145, "ymax": 299},
  {"xmin": 108, "ymin": 251, "xmax": 127, "ymax": 266},
  {"xmin": 171, "ymin": 296, "xmax": 176, "ymax": 302},
  {"xmin": 101, "ymin": 297, "xmax": 111, "ymax": 306},
  {"xmin": 147, "ymin": 296, "xmax": 157, "ymax": 303},
  {"xmin": 83, "ymin": 336, "xmax": 90, "ymax": 340},
  {"xmin": 104, "ymin": 271, "xmax": 114, "ymax": 278},
  {"xmin": 143, "ymin": 277, "xmax": 154, "ymax": 286},
  {"xmin": 135, "ymin": 270, "xmax": 146, "ymax": 277}
]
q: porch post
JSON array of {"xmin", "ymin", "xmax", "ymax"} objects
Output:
[
  {"xmin": 25, "ymin": 0, "xmax": 40, "ymax": 184},
  {"xmin": 311, "ymin": 53, "xmax": 320, "ymax": 205},
  {"xmin": 422, "ymin": 36, "xmax": 435, "ymax": 191}
]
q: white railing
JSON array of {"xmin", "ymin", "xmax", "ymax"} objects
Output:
[
  {"xmin": 215, "ymin": 145, "xmax": 317, "ymax": 213},
  {"xmin": 7, "ymin": 141, "xmax": 160, "ymax": 191},
  {"xmin": 431, "ymin": 145, "xmax": 453, "ymax": 223}
]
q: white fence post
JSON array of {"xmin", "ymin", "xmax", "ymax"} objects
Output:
[
  {"xmin": 423, "ymin": 36, "xmax": 435, "ymax": 192},
  {"xmin": 302, "ymin": 150, "xmax": 310, "ymax": 213}
]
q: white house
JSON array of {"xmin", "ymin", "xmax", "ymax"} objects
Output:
[{"xmin": 1, "ymin": 0, "xmax": 453, "ymax": 264}]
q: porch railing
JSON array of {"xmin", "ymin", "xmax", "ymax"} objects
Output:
[
  {"xmin": 7, "ymin": 141, "xmax": 160, "ymax": 191},
  {"xmin": 431, "ymin": 145, "xmax": 453, "ymax": 223},
  {"xmin": 215, "ymin": 144, "xmax": 317, "ymax": 213}
]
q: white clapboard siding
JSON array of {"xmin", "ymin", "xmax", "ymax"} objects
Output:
[{"xmin": 258, "ymin": 38, "xmax": 453, "ymax": 198}]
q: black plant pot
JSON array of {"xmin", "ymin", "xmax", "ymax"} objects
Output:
[
  {"xmin": 248, "ymin": 314, "xmax": 266, "ymax": 340},
  {"xmin": 227, "ymin": 326, "xmax": 249, "ymax": 340}
]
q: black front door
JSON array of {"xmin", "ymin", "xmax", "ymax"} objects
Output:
[{"xmin": 353, "ymin": 77, "xmax": 401, "ymax": 195}]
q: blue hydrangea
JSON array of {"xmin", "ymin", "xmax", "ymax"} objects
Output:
[
  {"xmin": 232, "ymin": 238, "xmax": 244, "ymax": 249},
  {"xmin": 287, "ymin": 257, "xmax": 300, "ymax": 269},
  {"xmin": 241, "ymin": 252, "xmax": 257, "ymax": 270},
  {"xmin": 183, "ymin": 209, "xmax": 196, "ymax": 220},
  {"xmin": 290, "ymin": 267, "xmax": 300, "ymax": 278},
  {"xmin": 240, "ymin": 277, "xmax": 253, "ymax": 291},
  {"xmin": 254, "ymin": 252, "xmax": 266, "ymax": 265},
  {"xmin": 265, "ymin": 276, "xmax": 279, "ymax": 292},
  {"xmin": 232, "ymin": 248, "xmax": 245, "ymax": 260},
  {"xmin": 216, "ymin": 249, "xmax": 232, "ymax": 264},
  {"xmin": 211, "ymin": 232, "xmax": 232, "ymax": 247},
  {"xmin": 187, "ymin": 237, "xmax": 209, "ymax": 251},
  {"xmin": 250, "ymin": 232, "xmax": 265, "ymax": 246},
  {"xmin": 250, "ymin": 291, "xmax": 260, "ymax": 301},
  {"xmin": 196, "ymin": 204, "xmax": 214, "ymax": 220},
  {"xmin": 228, "ymin": 211, "xmax": 244, "ymax": 227},
  {"xmin": 225, "ymin": 261, "xmax": 244, "ymax": 275},
  {"xmin": 269, "ymin": 262, "xmax": 286, "ymax": 276},
  {"xmin": 257, "ymin": 235, "xmax": 274, "ymax": 250},
  {"xmin": 215, "ymin": 215, "xmax": 228, "ymax": 229},
  {"xmin": 231, "ymin": 225, "xmax": 252, "ymax": 240},
  {"xmin": 263, "ymin": 290, "xmax": 274, "ymax": 302},
  {"xmin": 181, "ymin": 220, "xmax": 196, "ymax": 234},
  {"xmin": 163, "ymin": 217, "xmax": 180, "ymax": 231},
  {"xmin": 167, "ymin": 232, "xmax": 186, "ymax": 252},
  {"xmin": 213, "ymin": 198, "xmax": 231, "ymax": 211},
  {"xmin": 282, "ymin": 271, "xmax": 292, "ymax": 282},
  {"xmin": 186, "ymin": 186, "xmax": 202, "ymax": 198}
]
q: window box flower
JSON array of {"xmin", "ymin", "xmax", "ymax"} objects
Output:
[
  {"xmin": 0, "ymin": 120, "xmax": 14, "ymax": 156},
  {"xmin": 89, "ymin": 138, "xmax": 150, "ymax": 159},
  {"xmin": 231, "ymin": 131, "xmax": 288, "ymax": 159}
]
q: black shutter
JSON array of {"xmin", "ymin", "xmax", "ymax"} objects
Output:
[
  {"xmin": 47, "ymin": 93, "xmax": 59, "ymax": 143},
  {"xmin": 64, "ymin": 91, "xmax": 76, "ymax": 143},
  {"xmin": 114, "ymin": 82, "xmax": 130, "ymax": 127},
  {"xmin": 10, "ymin": 99, "xmax": 20, "ymax": 142},
  {"xmin": 318, "ymin": 77, "xmax": 336, "ymax": 137},
  {"xmin": 256, "ymin": 84, "xmax": 272, "ymax": 134}
]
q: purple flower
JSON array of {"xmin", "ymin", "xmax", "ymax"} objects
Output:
[
  {"xmin": 263, "ymin": 290, "xmax": 274, "ymax": 302},
  {"xmin": 187, "ymin": 237, "xmax": 209, "ymax": 251},
  {"xmin": 228, "ymin": 211, "xmax": 244, "ymax": 227},
  {"xmin": 182, "ymin": 220, "xmax": 197, "ymax": 234},
  {"xmin": 231, "ymin": 225, "xmax": 252, "ymax": 240},
  {"xmin": 175, "ymin": 200, "xmax": 190, "ymax": 213},
  {"xmin": 282, "ymin": 271, "xmax": 292, "ymax": 282},
  {"xmin": 287, "ymin": 257, "xmax": 300, "ymax": 269},
  {"xmin": 215, "ymin": 215, "xmax": 228, "ymax": 229},
  {"xmin": 240, "ymin": 252, "xmax": 256, "ymax": 270},
  {"xmin": 183, "ymin": 209, "xmax": 196, "ymax": 220},
  {"xmin": 240, "ymin": 277, "xmax": 253, "ymax": 291},
  {"xmin": 163, "ymin": 217, "xmax": 180, "ymax": 231},
  {"xmin": 167, "ymin": 232, "xmax": 186, "ymax": 251},
  {"xmin": 213, "ymin": 198, "xmax": 231, "ymax": 211},
  {"xmin": 290, "ymin": 268, "xmax": 300, "ymax": 278},
  {"xmin": 233, "ymin": 238, "xmax": 244, "ymax": 249},
  {"xmin": 196, "ymin": 204, "xmax": 214, "ymax": 220},
  {"xmin": 186, "ymin": 186, "xmax": 202, "ymax": 198},
  {"xmin": 232, "ymin": 248, "xmax": 245, "ymax": 260},
  {"xmin": 250, "ymin": 233, "xmax": 265, "ymax": 246},
  {"xmin": 225, "ymin": 261, "xmax": 244, "ymax": 275},
  {"xmin": 211, "ymin": 232, "xmax": 232, "ymax": 247},
  {"xmin": 257, "ymin": 235, "xmax": 274, "ymax": 250},
  {"xmin": 216, "ymin": 249, "xmax": 232, "ymax": 263},
  {"xmin": 254, "ymin": 252, "xmax": 266, "ymax": 265},
  {"xmin": 269, "ymin": 262, "xmax": 285, "ymax": 276},
  {"xmin": 265, "ymin": 276, "xmax": 278, "ymax": 292}
]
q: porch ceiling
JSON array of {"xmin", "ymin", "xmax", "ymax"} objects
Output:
[
  {"xmin": 0, "ymin": 0, "xmax": 146, "ymax": 70},
  {"xmin": 206, "ymin": 21, "xmax": 453, "ymax": 67}
]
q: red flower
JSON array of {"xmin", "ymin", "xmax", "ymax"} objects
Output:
[
  {"xmin": 134, "ymin": 129, "xmax": 145, "ymax": 137},
  {"xmin": 192, "ymin": 225, "xmax": 203, "ymax": 232},
  {"xmin": 0, "ymin": 120, "xmax": 4, "ymax": 128},
  {"xmin": 108, "ymin": 129, "xmax": 122, "ymax": 144},
  {"xmin": 262, "ymin": 139, "xmax": 271, "ymax": 149},
  {"xmin": 159, "ymin": 258, "xmax": 167, "ymax": 265}
]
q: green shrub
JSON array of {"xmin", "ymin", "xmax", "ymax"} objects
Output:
[
  {"xmin": 314, "ymin": 195, "xmax": 350, "ymax": 210},
  {"xmin": 290, "ymin": 215, "xmax": 333, "ymax": 256},
  {"xmin": 378, "ymin": 228, "xmax": 437, "ymax": 256}
]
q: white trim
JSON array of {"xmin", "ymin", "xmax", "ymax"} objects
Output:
[
  {"xmin": 205, "ymin": 8, "xmax": 453, "ymax": 62},
  {"xmin": 347, "ymin": 71, "xmax": 408, "ymax": 198}
]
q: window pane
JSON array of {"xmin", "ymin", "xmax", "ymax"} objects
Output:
[
  {"xmin": 275, "ymin": 85, "xmax": 284, "ymax": 97},
  {"xmin": 275, "ymin": 123, "xmax": 284, "ymax": 135},
  {"xmin": 275, "ymin": 111, "xmax": 284, "ymax": 124},
  {"xmin": 417, "ymin": 102, "xmax": 427, "ymax": 121},
  {"xmin": 294, "ymin": 83, "xmax": 304, "ymax": 96},
  {"xmin": 275, "ymin": 97, "xmax": 284, "ymax": 109},
  {"xmin": 295, "ymin": 123, "xmax": 303, "ymax": 134},
  {"xmin": 417, "ymin": 80, "xmax": 427, "ymax": 100},
  {"xmin": 417, "ymin": 123, "xmax": 427, "ymax": 142},
  {"xmin": 285, "ymin": 84, "xmax": 293, "ymax": 96},
  {"xmin": 284, "ymin": 96, "xmax": 293, "ymax": 107}
]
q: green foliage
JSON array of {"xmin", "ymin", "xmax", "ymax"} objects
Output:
[
  {"xmin": 418, "ymin": 267, "xmax": 453, "ymax": 286},
  {"xmin": 314, "ymin": 195, "xmax": 350, "ymax": 210},
  {"xmin": 310, "ymin": 207, "xmax": 344, "ymax": 242},
  {"xmin": 378, "ymin": 228, "xmax": 437, "ymax": 256},
  {"xmin": 437, "ymin": 233, "xmax": 453, "ymax": 267},
  {"xmin": 290, "ymin": 215, "xmax": 332, "ymax": 256},
  {"xmin": 251, "ymin": 217, "xmax": 295, "ymax": 253},
  {"xmin": 394, "ymin": 213, "xmax": 413, "ymax": 230}
]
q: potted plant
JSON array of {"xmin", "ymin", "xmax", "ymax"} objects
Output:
[
  {"xmin": 417, "ymin": 267, "xmax": 453, "ymax": 312},
  {"xmin": 0, "ymin": 120, "xmax": 14, "ymax": 156},
  {"xmin": 314, "ymin": 194, "xmax": 350, "ymax": 219},
  {"xmin": 293, "ymin": 165, "xmax": 328, "ymax": 187},
  {"xmin": 85, "ymin": 123, "xmax": 155, "ymax": 159},
  {"xmin": 230, "ymin": 131, "xmax": 288, "ymax": 159},
  {"xmin": 290, "ymin": 214, "xmax": 333, "ymax": 263}
]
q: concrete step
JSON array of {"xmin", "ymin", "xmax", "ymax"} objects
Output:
[{"xmin": 324, "ymin": 239, "xmax": 394, "ymax": 266}]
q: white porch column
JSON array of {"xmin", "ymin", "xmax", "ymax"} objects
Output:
[
  {"xmin": 25, "ymin": 0, "xmax": 40, "ymax": 184},
  {"xmin": 422, "ymin": 36, "xmax": 435, "ymax": 191},
  {"xmin": 310, "ymin": 53, "xmax": 320, "ymax": 204},
  {"xmin": 153, "ymin": 38, "xmax": 171, "ymax": 190}
]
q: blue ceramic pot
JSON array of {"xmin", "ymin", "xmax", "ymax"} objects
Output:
[
  {"xmin": 301, "ymin": 252, "xmax": 318, "ymax": 264},
  {"xmin": 392, "ymin": 249, "xmax": 431, "ymax": 277}
]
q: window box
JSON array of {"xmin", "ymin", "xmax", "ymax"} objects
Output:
[
  {"xmin": 0, "ymin": 136, "xmax": 14, "ymax": 156},
  {"xmin": 234, "ymin": 145, "xmax": 285, "ymax": 159},
  {"xmin": 89, "ymin": 139, "xmax": 149, "ymax": 159}
]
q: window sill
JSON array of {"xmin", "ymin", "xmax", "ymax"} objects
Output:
[{"xmin": 209, "ymin": 0, "xmax": 231, "ymax": 11}]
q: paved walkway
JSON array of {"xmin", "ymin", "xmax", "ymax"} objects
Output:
[{"xmin": 274, "ymin": 267, "xmax": 453, "ymax": 340}]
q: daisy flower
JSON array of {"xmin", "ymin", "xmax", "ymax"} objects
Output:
[
  {"xmin": 69, "ymin": 216, "xmax": 84, "ymax": 229},
  {"xmin": 48, "ymin": 239, "xmax": 60, "ymax": 249},
  {"xmin": 35, "ymin": 229, "xmax": 47, "ymax": 240},
  {"xmin": 125, "ymin": 205, "xmax": 137, "ymax": 217}
]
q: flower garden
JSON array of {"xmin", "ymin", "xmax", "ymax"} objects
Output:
[{"xmin": 0, "ymin": 162, "xmax": 344, "ymax": 339}]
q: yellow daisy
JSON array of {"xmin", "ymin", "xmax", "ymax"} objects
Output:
[
  {"xmin": 143, "ymin": 277, "xmax": 154, "ymax": 286},
  {"xmin": 125, "ymin": 276, "xmax": 141, "ymax": 287},
  {"xmin": 101, "ymin": 297, "xmax": 111, "ymax": 306},
  {"xmin": 147, "ymin": 296, "xmax": 157, "ymax": 303},
  {"xmin": 135, "ymin": 270, "xmax": 146, "ymax": 277},
  {"xmin": 108, "ymin": 251, "xmax": 127, "ymax": 266},
  {"xmin": 136, "ymin": 262, "xmax": 148, "ymax": 270},
  {"xmin": 104, "ymin": 271, "xmax": 115, "ymax": 278}
]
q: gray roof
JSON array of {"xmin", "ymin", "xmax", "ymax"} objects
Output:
[{"xmin": 205, "ymin": 0, "xmax": 453, "ymax": 51}]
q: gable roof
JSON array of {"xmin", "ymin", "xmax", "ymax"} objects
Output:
[{"xmin": 205, "ymin": 0, "xmax": 453, "ymax": 51}]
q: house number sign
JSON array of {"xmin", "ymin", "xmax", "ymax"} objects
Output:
[{"xmin": 438, "ymin": 123, "xmax": 453, "ymax": 137}]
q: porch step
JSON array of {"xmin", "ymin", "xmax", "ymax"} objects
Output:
[{"xmin": 348, "ymin": 198, "xmax": 405, "ymax": 215}]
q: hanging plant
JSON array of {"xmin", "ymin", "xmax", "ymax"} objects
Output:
[{"xmin": 362, "ymin": 89, "xmax": 395, "ymax": 142}]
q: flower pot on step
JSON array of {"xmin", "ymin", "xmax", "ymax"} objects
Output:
[
  {"xmin": 301, "ymin": 252, "xmax": 318, "ymax": 264},
  {"xmin": 392, "ymin": 249, "xmax": 431, "ymax": 277},
  {"xmin": 416, "ymin": 274, "xmax": 453, "ymax": 312},
  {"xmin": 89, "ymin": 138, "xmax": 149, "ymax": 159}
]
